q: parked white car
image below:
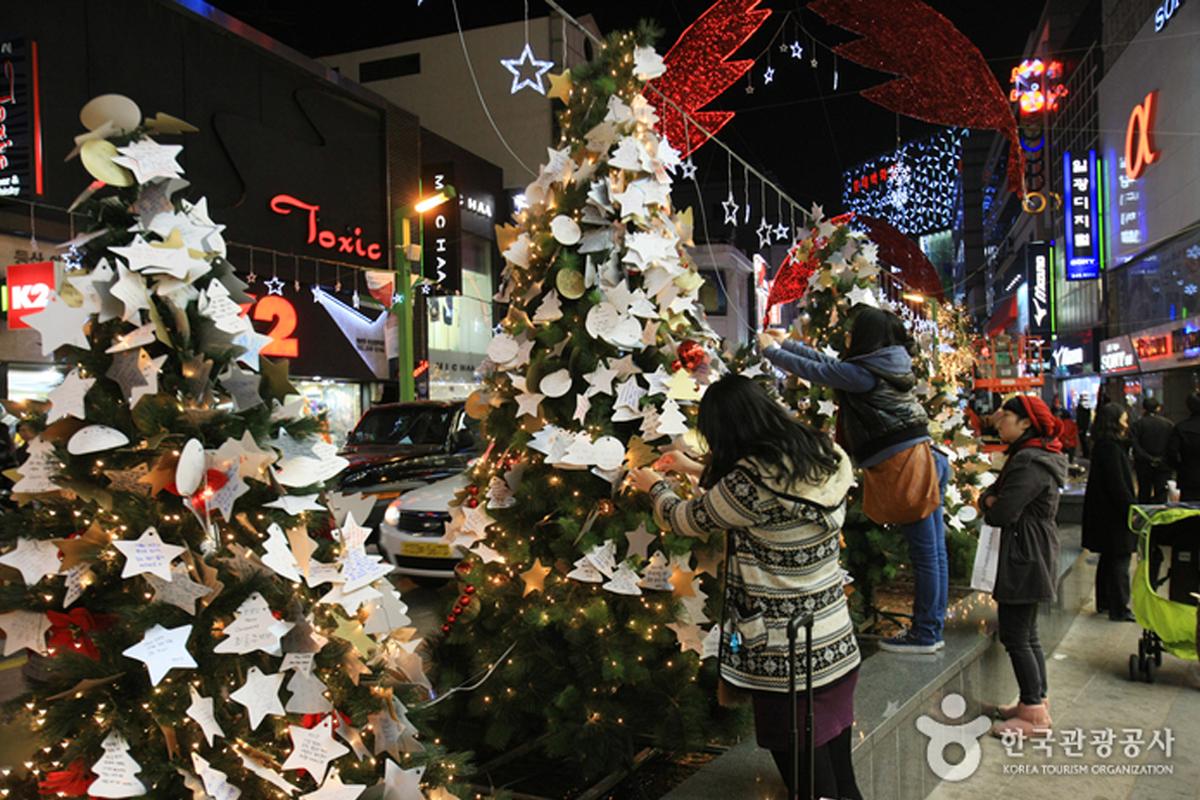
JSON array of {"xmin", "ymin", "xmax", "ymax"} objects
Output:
[{"xmin": 378, "ymin": 471, "xmax": 468, "ymax": 583}]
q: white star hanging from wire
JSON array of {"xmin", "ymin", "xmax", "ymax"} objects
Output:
[
  {"xmin": 756, "ymin": 218, "xmax": 774, "ymax": 249},
  {"xmin": 680, "ymin": 159, "xmax": 697, "ymax": 180},
  {"xmin": 774, "ymin": 221, "xmax": 790, "ymax": 242},
  {"xmin": 763, "ymin": 67, "xmax": 775, "ymax": 84},
  {"xmin": 778, "ymin": 41, "xmax": 789, "ymax": 54},
  {"xmin": 790, "ymin": 41, "xmax": 804, "ymax": 59},
  {"xmin": 745, "ymin": 82, "xmax": 755, "ymax": 95},
  {"xmin": 722, "ymin": 193, "xmax": 740, "ymax": 226},
  {"xmin": 264, "ymin": 276, "xmax": 285, "ymax": 296},
  {"xmin": 501, "ymin": 44, "xmax": 554, "ymax": 95}
]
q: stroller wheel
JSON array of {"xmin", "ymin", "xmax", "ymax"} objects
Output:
[
  {"xmin": 1144, "ymin": 657, "xmax": 1157, "ymax": 684},
  {"xmin": 1129, "ymin": 654, "xmax": 1140, "ymax": 682}
]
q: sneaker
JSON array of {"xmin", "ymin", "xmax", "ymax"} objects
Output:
[
  {"xmin": 934, "ymin": 639, "xmax": 946, "ymax": 651},
  {"xmin": 879, "ymin": 633, "xmax": 939, "ymax": 654}
]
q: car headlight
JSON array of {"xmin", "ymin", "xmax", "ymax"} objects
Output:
[{"xmin": 383, "ymin": 502, "xmax": 401, "ymax": 527}]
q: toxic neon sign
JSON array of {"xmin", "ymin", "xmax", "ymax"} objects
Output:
[{"xmin": 268, "ymin": 194, "xmax": 384, "ymax": 262}]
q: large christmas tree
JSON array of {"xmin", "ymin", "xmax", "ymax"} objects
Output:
[
  {"xmin": 0, "ymin": 98, "xmax": 460, "ymax": 798},
  {"xmin": 426, "ymin": 28, "xmax": 743, "ymax": 780}
]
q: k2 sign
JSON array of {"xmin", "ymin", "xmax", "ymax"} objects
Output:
[{"xmin": 5, "ymin": 261, "xmax": 54, "ymax": 330}]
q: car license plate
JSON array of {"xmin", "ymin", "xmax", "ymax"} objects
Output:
[{"xmin": 399, "ymin": 541, "xmax": 452, "ymax": 559}]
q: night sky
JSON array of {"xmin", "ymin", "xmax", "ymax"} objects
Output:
[{"xmin": 208, "ymin": 0, "xmax": 1046, "ymax": 211}]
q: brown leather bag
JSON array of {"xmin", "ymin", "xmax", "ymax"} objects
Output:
[{"xmin": 861, "ymin": 441, "xmax": 941, "ymax": 525}]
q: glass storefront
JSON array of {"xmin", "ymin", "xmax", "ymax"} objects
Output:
[
  {"xmin": 427, "ymin": 232, "xmax": 494, "ymax": 401},
  {"xmin": 293, "ymin": 379, "xmax": 365, "ymax": 449}
]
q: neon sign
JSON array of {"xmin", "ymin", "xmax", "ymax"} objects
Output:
[
  {"xmin": 1155, "ymin": 0, "xmax": 1185, "ymax": 31},
  {"xmin": 1009, "ymin": 59, "xmax": 1066, "ymax": 115},
  {"xmin": 268, "ymin": 194, "xmax": 384, "ymax": 262},
  {"xmin": 1063, "ymin": 150, "xmax": 1101, "ymax": 280},
  {"xmin": 0, "ymin": 37, "xmax": 44, "ymax": 198},
  {"xmin": 1124, "ymin": 91, "xmax": 1159, "ymax": 181}
]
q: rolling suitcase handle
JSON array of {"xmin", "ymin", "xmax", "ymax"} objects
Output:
[{"xmin": 787, "ymin": 612, "xmax": 816, "ymax": 800}]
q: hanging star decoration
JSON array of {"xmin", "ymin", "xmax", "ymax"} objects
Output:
[
  {"xmin": 756, "ymin": 218, "xmax": 774, "ymax": 249},
  {"xmin": 773, "ymin": 221, "xmax": 790, "ymax": 242},
  {"xmin": 500, "ymin": 43, "xmax": 554, "ymax": 95},
  {"xmin": 264, "ymin": 276, "xmax": 286, "ymax": 296},
  {"xmin": 764, "ymin": 66, "xmax": 775, "ymax": 84},
  {"xmin": 722, "ymin": 193, "xmax": 740, "ymax": 226},
  {"xmin": 790, "ymin": 40, "xmax": 804, "ymax": 59},
  {"xmin": 520, "ymin": 559, "xmax": 551, "ymax": 596},
  {"xmin": 679, "ymin": 159, "xmax": 697, "ymax": 180}
]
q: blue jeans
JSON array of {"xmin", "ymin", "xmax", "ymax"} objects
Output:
[{"xmin": 901, "ymin": 449, "xmax": 950, "ymax": 644}]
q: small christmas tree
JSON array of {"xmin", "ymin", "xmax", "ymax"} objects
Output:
[
  {"xmin": 752, "ymin": 210, "xmax": 989, "ymax": 619},
  {"xmin": 0, "ymin": 98, "xmax": 462, "ymax": 797},
  {"xmin": 427, "ymin": 28, "xmax": 742, "ymax": 780}
]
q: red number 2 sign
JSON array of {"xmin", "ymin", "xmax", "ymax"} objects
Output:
[{"xmin": 251, "ymin": 296, "xmax": 299, "ymax": 358}]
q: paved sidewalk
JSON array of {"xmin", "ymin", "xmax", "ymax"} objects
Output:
[{"xmin": 928, "ymin": 583, "xmax": 1200, "ymax": 800}]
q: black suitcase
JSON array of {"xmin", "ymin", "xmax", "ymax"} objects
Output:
[{"xmin": 787, "ymin": 612, "xmax": 816, "ymax": 800}]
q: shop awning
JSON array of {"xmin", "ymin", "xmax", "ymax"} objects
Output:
[{"xmin": 987, "ymin": 295, "xmax": 1019, "ymax": 336}]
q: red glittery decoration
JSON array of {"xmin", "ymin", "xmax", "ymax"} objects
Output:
[
  {"xmin": 855, "ymin": 215, "xmax": 945, "ymax": 300},
  {"xmin": 763, "ymin": 243, "xmax": 819, "ymax": 326},
  {"xmin": 37, "ymin": 759, "xmax": 90, "ymax": 796},
  {"xmin": 677, "ymin": 340, "xmax": 707, "ymax": 372},
  {"xmin": 648, "ymin": 0, "xmax": 771, "ymax": 157},
  {"xmin": 46, "ymin": 608, "xmax": 114, "ymax": 661},
  {"xmin": 809, "ymin": 0, "xmax": 1024, "ymax": 194}
]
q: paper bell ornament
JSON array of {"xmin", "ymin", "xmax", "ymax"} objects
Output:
[{"xmin": 67, "ymin": 425, "xmax": 130, "ymax": 455}]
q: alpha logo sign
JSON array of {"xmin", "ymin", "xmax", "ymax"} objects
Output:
[
  {"xmin": 1155, "ymin": 0, "xmax": 1185, "ymax": 31},
  {"xmin": 1125, "ymin": 91, "xmax": 1159, "ymax": 182},
  {"xmin": 5, "ymin": 260, "xmax": 54, "ymax": 329}
]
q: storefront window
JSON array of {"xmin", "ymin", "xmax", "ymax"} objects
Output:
[
  {"xmin": 428, "ymin": 233, "xmax": 494, "ymax": 400},
  {"xmin": 293, "ymin": 380, "xmax": 363, "ymax": 448},
  {"xmin": 1106, "ymin": 226, "xmax": 1200, "ymax": 337},
  {"xmin": 5, "ymin": 365, "xmax": 65, "ymax": 401}
]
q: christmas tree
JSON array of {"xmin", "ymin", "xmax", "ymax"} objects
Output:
[
  {"xmin": 426, "ymin": 28, "xmax": 742, "ymax": 780},
  {"xmin": 750, "ymin": 211, "xmax": 990, "ymax": 619},
  {"xmin": 0, "ymin": 98, "xmax": 461, "ymax": 798}
]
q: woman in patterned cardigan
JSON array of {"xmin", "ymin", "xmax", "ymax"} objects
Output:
[{"xmin": 631, "ymin": 374, "xmax": 861, "ymax": 799}]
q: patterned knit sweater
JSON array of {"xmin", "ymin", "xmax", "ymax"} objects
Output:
[{"xmin": 651, "ymin": 446, "xmax": 860, "ymax": 692}]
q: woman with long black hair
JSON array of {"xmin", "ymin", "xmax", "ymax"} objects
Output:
[
  {"xmin": 761, "ymin": 307, "xmax": 950, "ymax": 654},
  {"xmin": 1082, "ymin": 403, "xmax": 1138, "ymax": 621},
  {"xmin": 630, "ymin": 375, "xmax": 862, "ymax": 799}
]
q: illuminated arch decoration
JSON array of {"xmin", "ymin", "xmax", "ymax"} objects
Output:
[{"xmin": 842, "ymin": 129, "xmax": 966, "ymax": 236}]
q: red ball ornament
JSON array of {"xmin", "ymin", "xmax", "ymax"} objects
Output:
[
  {"xmin": 671, "ymin": 359, "xmax": 682, "ymax": 372},
  {"xmin": 441, "ymin": 624, "xmax": 451, "ymax": 633},
  {"xmin": 677, "ymin": 340, "xmax": 707, "ymax": 372},
  {"xmin": 447, "ymin": 614, "xmax": 457, "ymax": 623},
  {"xmin": 459, "ymin": 594, "xmax": 471, "ymax": 605},
  {"xmin": 467, "ymin": 497, "xmax": 479, "ymax": 508},
  {"xmin": 465, "ymin": 584, "xmax": 476, "ymax": 593},
  {"xmin": 466, "ymin": 484, "xmax": 480, "ymax": 496}
]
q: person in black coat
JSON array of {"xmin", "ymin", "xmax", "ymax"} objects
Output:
[
  {"xmin": 1168, "ymin": 392, "xmax": 1200, "ymax": 500},
  {"xmin": 1132, "ymin": 398, "xmax": 1175, "ymax": 503},
  {"xmin": 1081, "ymin": 403, "xmax": 1137, "ymax": 621},
  {"xmin": 1075, "ymin": 399, "xmax": 1092, "ymax": 458}
]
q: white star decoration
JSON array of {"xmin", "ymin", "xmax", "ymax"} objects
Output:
[
  {"xmin": 264, "ymin": 276, "xmax": 286, "ymax": 296},
  {"xmin": 790, "ymin": 41, "xmax": 804, "ymax": 59},
  {"xmin": 774, "ymin": 221, "xmax": 790, "ymax": 242},
  {"xmin": 23, "ymin": 293, "xmax": 91, "ymax": 355},
  {"xmin": 186, "ymin": 686, "xmax": 225, "ymax": 746},
  {"xmin": 500, "ymin": 43, "xmax": 554, "ymax": 94},
  {"xmin": 47, "ymin": 368, "xmax": 95, "ymax": 423},
  {"xmin": 282, "ymin": 717, "xmax": 349, "ymax": 786},
  {"xmin": 679, "ymin": 159, "xmax": 697, "ymax": 180},
  {"xmin": 0, "ymin": 537, "xmax": 63, "ymax": 585},
  {"xmin": 231, "ymin": 666, "xmax": 286, "ymax": 730},
  {"xmin": 113, "ymin": 527, "xmax": 185, "ymax": 581},
  {"xmin": 722, "ymin": 193, "xmax": 739, "ymax": 226},
  {"xmin": 756, "ymin": 218, "xmax": 774, "ymax": 249},
  {"xmin": 122, "ymin": 623, "xmax": 196, "ymax": 686},
  {"xmin": 112, "ymin": 138, "xmax": 184, "ymax": 184},
  {"xmin": 764, "ymin": 66, "xmax": 775, "ymax": 84}
]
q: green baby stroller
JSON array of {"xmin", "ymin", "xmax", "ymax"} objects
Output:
[{"xmin": 1127, "ymin": 505, "xmax": 1200, "ymax": 683}]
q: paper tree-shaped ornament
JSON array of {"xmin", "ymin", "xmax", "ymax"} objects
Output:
[
  {"xmin": 700, "ymin": 625, "xmax": 720, "ymax": 660},
  {"xmin": 638, "ymin": 551, "xmax": 674, "ymax": 591},
  {"xmin": 214, "ymin": 592, "xmax": 294, "ymax": 656},
  {"xmin": 284, "ymin": 666, "xmax": 333, "ymax": 715},
  {"xmin": 602, "ymin": 563, "xmax": 644, "ymax": 596},
  {"xmin": 88, "ymin": 732, "xmax": 147, "ymax": 798},
  {"xmin": 190, "ymin": 753, "xmax": 241, "ymax": 800},
  {"xmin": 585, "ymin": 540, "xmax": 618, "ymax": 578},
  {"xmin": 655, "ymin": 399, "xmax": 690, "ymax": 438},
  {"xmin": 566, "ymin": 555, "xmax": 605, "ymax": 583},
  {"xmin": 186, "ymin": 686, "xmax": 225, "ymax": 747},
  {"xmin": 259, "ymin": 522, "xmax": 302, "ymax": 583}
]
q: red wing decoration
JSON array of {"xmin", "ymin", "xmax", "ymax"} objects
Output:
[
  {"xmin": 649, "ymin": 0, "xmax": 771, "ymax": 157},
  {"xmin": 856, "ymin": 215, "xmax": 945, "ymax": 301},
  {"xmin": 763, "ymin": 243, "xmax": 819, "ymax": 327},
  {"xmin": 809, "ymin": 0, "xmax": 1024, "ymax": 194}
]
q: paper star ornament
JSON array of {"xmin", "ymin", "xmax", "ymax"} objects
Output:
[
  {"xmin": 0, "ymin": 537, "xmax": 62, "ymax": 585},
  {"xmin": 113, "ymin": 527, "xmax": 184, "ymax": 581},
  {"xmin": 112, "ymin": 138, "xmax": 184, "ymax": 184},
  {"xmin": 214, "ymin": 592, "xmax": 294, "ymax": 656},
  {"xmin": 23, "ymin": 293, "xmax": 91, "ymax": 355},
  {"xmin": 230, "ymin": 666, "xmax": 286, "ymax": 730},
  {"xmin": 186, "ymin": 686, "xmax": 225, "ymax": 746},
  {"xmin": 122, "ymin": 623, "xmax": 196, "ymax": 686},
  {"xmin": 46, "ymin": 369, "xmax": 95, "ymax": 423},
  {"xmin": 520, "ymin": 558, "xmax": 552, "ymax": 596},
  {"xmin": 624, "ymin": 522, "xmax": 656, "ymax": 562},
  {"xmin": 667, "ymin": 621, "xmax": 705, "ymax": 655},
  {"xmin": 145, "ymin": 562, "xmax": 212, "ymax": 615},
  {"xmin": 0, "ymin": 610, "xmax": 51, "ymax": 656}
]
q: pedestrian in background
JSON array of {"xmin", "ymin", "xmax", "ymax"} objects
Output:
[
  {"xmin": 980, "ymin": 395, "xmax": 1068, "ymax": 739},
  {"xmin": 1082, "ymin": 404, "xmax": 1138, "ymax": 622},
  {"xmin": 1132, "ymin": 397, "xmax": 1174, "ymax": 503},
  {"xmin": 1168, "ymin": 392, "xmax": 1200, "ymax": 501},
  {"xmin": 1075, "ymin": 397, "xmax": 1092, "ymax": 459}
]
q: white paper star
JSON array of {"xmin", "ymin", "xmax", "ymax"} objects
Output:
[
  {"xmin": 112, "ymin": 138, "xmax": 184, "ymax": 184},
  {"xmin": 0, "ymin": 610, "xmax": 51, "ymax": 656},
  {"xmin": 109, "ymin": 264, "xmax": 150, "ymax": 322},
  {"xmin": 0, "ymin": 537, "xmax": 63, "ymax": 585},
  {"xmin": 381, "ymin": 760, "xmax": 425, "ymax": 800},
  {"xmin": 583, "ymin": 362, "xmax": 619, "ymax": 397},
  {"xmin": 190, "ymin": 753, "xmax": 238, "ymax": 800},
  {"xmin": 231, "ymin": 666, "xmax": 286, "ymax": 729},
  {"xmin": 46, "ymin": 370, "xmax": 94, "ymax": 424},
  {"xmin": 624, "ymin": 523, "xmax": 657, "ymax": 562},
  {"xmin": 113, "ymin": 527, "xmax": 185, "ymax": 581},
  {"xmin": 301, "ymin": 769, "xmax": 365, "ymax": 800},
  {"xmin": 214, "ymin": 592, "xmax": 294, "ymax": 656},
  {"xmin": 282, "ymin": 717, "xmax": 349, "ymax": 786},
  {"xmin": 817, "ymin": 399, "xmax": 838, "ymax": 417},
  {"xmin": 645, "ymin": 366, "xmax": 673, "ymax": 396},
  {"xmin": 186, "ymin": 686, "xmax": 225, "ymax": 746},
  {"xmin": 514, "ymin": 390, "xmax": 544, "ymax": 419},
  {"xmin": 500, "ymin": 43, "xmax": 554, "ymax": 94},
  {"xmin": 122, "ymin": 623, "xmax": 196, "ymax": 686},
  {"xmin": 145, "ymin": 563, "xmax": 212, "ymax": 615},
  {"xmin": 318, "ymin": 581, "xmax": 382, "ymax": 616},
  {"xmin": 67, "ymin": 260, "xmax": 122, "ymax": 322},
  {"xmin": 614, "ymin": 376, "xmax": 647, "ymax": 411},
  {"xmin": 667, "ymin": 621, "xmax": 705, "ymax": 655},
  {"xmin": 263, "ymin": 493, "xmax": 324, "ymax": 515},
  {"xmin": 22, "ymin": 293, "xmax": 91, "ymax": 355},
  {"xmin": 847, "ymin": 284, "xmax": 880, "ymax": 308}
]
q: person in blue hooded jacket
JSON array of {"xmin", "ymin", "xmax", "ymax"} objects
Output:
[{"xmin": 760, "ymin": 307, "xmax": 950, "ymax": 654}]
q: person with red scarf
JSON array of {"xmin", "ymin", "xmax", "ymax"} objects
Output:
[{"xmin": 979, "ymin": 395, "xmax": 1069, "ymax": 740}]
